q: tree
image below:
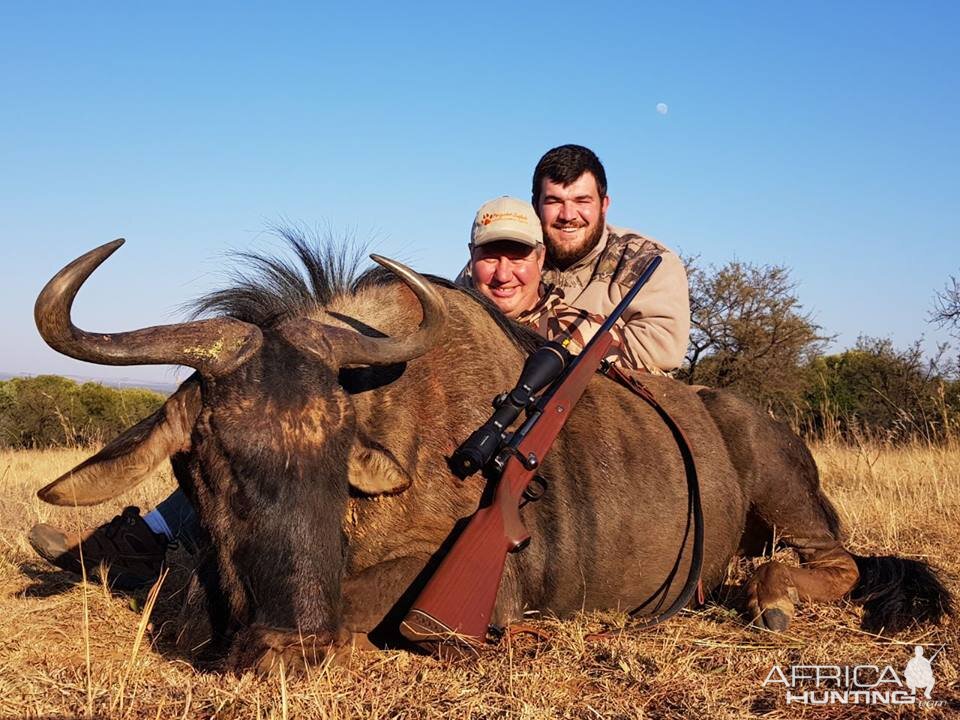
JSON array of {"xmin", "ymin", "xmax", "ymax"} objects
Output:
[
  {"xmin": 0, "ymin": 375, "xmax": 85, "ymax": 447},
  {"xmin": 679, "ymin": 260, "xmax": 828, "ymax": 414},
  {"xmin": 932, "ymin": 274, "xmax": 960, "ymax": 334}
]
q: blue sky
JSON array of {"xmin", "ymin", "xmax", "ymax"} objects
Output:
[{"xmin": 2, "ymin": 2, "xmax": 958, "ymax": 385}]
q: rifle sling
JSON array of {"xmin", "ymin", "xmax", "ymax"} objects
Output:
[
  {"xmin": 493, "ymin": 367, "xmax": 706, "ymax": 646},
  {"xmin": 584, "ymin": 365, "xmax": 705, "ymax": 639}
]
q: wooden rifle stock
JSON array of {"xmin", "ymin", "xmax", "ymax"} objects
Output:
[
  {"xmin": 401, "ymin": 333, "xmax": 615, "ymax": 647},
  {"xmin": 401, "ymin": 256, "xmax": 662, "ymax": 650}
]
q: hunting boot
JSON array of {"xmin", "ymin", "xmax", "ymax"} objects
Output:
[{"xmin": 28, "ymin": 506, "xmax": 170, "ymax": 590}]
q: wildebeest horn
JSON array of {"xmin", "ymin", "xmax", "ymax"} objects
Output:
[
  {"xmin": 35, "ymin": 239, "xmax": 263, "ymax": 376},
  {"xmin": 282, "ymin": 255, "xmax": 447, "ymax": 367}
]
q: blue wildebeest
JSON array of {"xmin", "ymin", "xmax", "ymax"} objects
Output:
[{"xmin": 34, "ymin": 236, "xmax": 952, "ymax": 673}]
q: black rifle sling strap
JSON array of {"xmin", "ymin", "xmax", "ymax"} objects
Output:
[{"xmin": 588, "ymin": 365, "xmax": 705, "ymax": 637}]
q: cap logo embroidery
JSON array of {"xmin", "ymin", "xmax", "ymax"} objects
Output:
[{"xmin": 481, "ymin": 212, "xmax": 530, "ymax": 226}]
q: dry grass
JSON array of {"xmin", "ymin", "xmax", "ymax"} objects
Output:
[{"xmin": 1, "ymin": 442, "xmax": 957, "ymax": 719}]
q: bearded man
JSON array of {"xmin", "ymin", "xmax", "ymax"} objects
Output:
[{"xmin": 522, "ymin": 144, "xmax": 690, "ymax": 374}]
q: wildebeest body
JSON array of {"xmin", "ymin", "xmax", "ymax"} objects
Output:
[
  {"xmin": 34, "ymin": 238, "xmax": 951, "ymax": 672},
  {"xmin": 317, "ymin": 282, "xmax": 785, "ymax": 634}
]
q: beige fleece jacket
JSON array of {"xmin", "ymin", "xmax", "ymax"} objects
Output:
[{"xmin": 517, "ymin": 225, "xmax": 690, "ymax": 374}]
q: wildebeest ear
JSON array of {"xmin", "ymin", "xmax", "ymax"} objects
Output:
[
  {"xmin": 37, "ymin": 375, "xmax": 203, "ymax": 506},
  {"xmin": 347, "ymin": 438, "xmax": 413, "ymax": 496}
]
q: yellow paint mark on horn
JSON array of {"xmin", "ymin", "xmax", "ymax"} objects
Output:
[{"xmin": 182, "ymin": 337, "xmax": 246, "ymax": 361}]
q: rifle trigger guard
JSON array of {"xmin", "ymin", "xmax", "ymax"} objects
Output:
[{"xmin": 522, "ymin": 475, "xmax": 547, "ymax": 503}]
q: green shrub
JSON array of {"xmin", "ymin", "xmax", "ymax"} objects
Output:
[
  {"xmin": 0, "ymin": 375, "xmax": 166, "ymax": 448},
  {"xmin": 802, "ymin": 337, "xmax": 959, "ymax": 442}
]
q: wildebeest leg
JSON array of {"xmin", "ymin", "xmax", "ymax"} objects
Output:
[
  {"xmin": 747, "ymin": 540, "xmax": 859, "ymax": 631},
  {"xmin": 741, "ymin": 435, "xmax": 860, "ymax": 631},
  {"xmin": 739, "ymin": 420, "xmax": 859, "ymax": 630},
  {"xmin": 699, "ymin": 389, "xmax": 860, "ymax": 631},
  {"xmin": 341, "ymin": 554, "xmax": 434, "ymax": 647}
]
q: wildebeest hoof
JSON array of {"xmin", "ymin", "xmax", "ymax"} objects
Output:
[
  {"xmin": 746, "ymin": 562, "xmax": 798, "ymax": 633},
  {"xmin": 228, "ymin": 625, "xmax": 345, "ymax": 677},
  {"xmin": 746, "ymin": 596, "xmax": 795, "ymax": 633},
  {"xmin": 760, "ymin": 608, "xmax": 791, "ymax": 632}
]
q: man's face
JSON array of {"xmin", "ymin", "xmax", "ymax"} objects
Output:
[
  {"xmin": 470, "ymin": 240, "xmax": 544, "ymax": 318},
  {"xmin": 536, "ymin": 172, "xmax": 610, "ymax": 269}
]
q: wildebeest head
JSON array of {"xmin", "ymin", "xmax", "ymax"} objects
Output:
[{"xmin": 34, "ymin": 237, "xmax": 448, "ymax": 669}]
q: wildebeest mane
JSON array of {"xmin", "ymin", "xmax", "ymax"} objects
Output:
[
  {"xmin": 189, "ymin": 227, "xmax": 542, "ymax": 354},
  {"xmin": 189, "ymin": 227, "xmax": 365, "ymax": 326}
]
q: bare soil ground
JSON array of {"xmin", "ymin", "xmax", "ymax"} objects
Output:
[{"xmin": 1, "ymin": 441, "xmax": 957, "ymax": 719}]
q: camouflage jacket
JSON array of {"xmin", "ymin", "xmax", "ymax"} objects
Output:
[{"xmin": 516, "ymin": 225, "xmax": 690, "ymax": 374}]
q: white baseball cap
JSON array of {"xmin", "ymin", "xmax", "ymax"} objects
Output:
[{"xmin": 470, "ymin": 196, "xmax": 543, "ymax": 248}]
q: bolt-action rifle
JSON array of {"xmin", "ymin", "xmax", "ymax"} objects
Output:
[{"xmin": 400, "ymin": 256, "xmax": 664, "ymax": 650}]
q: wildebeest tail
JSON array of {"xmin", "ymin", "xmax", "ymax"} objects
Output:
[{"xmin": 851, "ymin": 554, "xmax": 953, "ymax": 634}]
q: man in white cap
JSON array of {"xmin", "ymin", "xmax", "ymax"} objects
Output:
[{"xmin": 466, "ymin": 196, "xmax": 546, "ymax": 318}]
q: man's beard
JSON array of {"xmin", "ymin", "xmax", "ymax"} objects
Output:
[{"xmin": 546, "ymin": 216, "xmax": 606, "ymax": 270}]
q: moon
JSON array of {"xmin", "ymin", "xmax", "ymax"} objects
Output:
[{"xmin": 656, "ymin": 102, "xmax": 669, "ymax": 115}]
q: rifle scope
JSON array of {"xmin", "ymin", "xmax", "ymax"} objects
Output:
[{"xmin": 450, "ymin": 340, "xmax": 571, "ymax": 479}]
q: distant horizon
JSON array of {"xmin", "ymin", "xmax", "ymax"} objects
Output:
[{"xmin": 0, "ymin": 370, "xmax": 178, "ymax": 394}]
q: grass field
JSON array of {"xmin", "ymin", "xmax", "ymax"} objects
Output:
[{"xmin": 1, "ymin": 441, "xmax": 956, "ymax": 719}]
